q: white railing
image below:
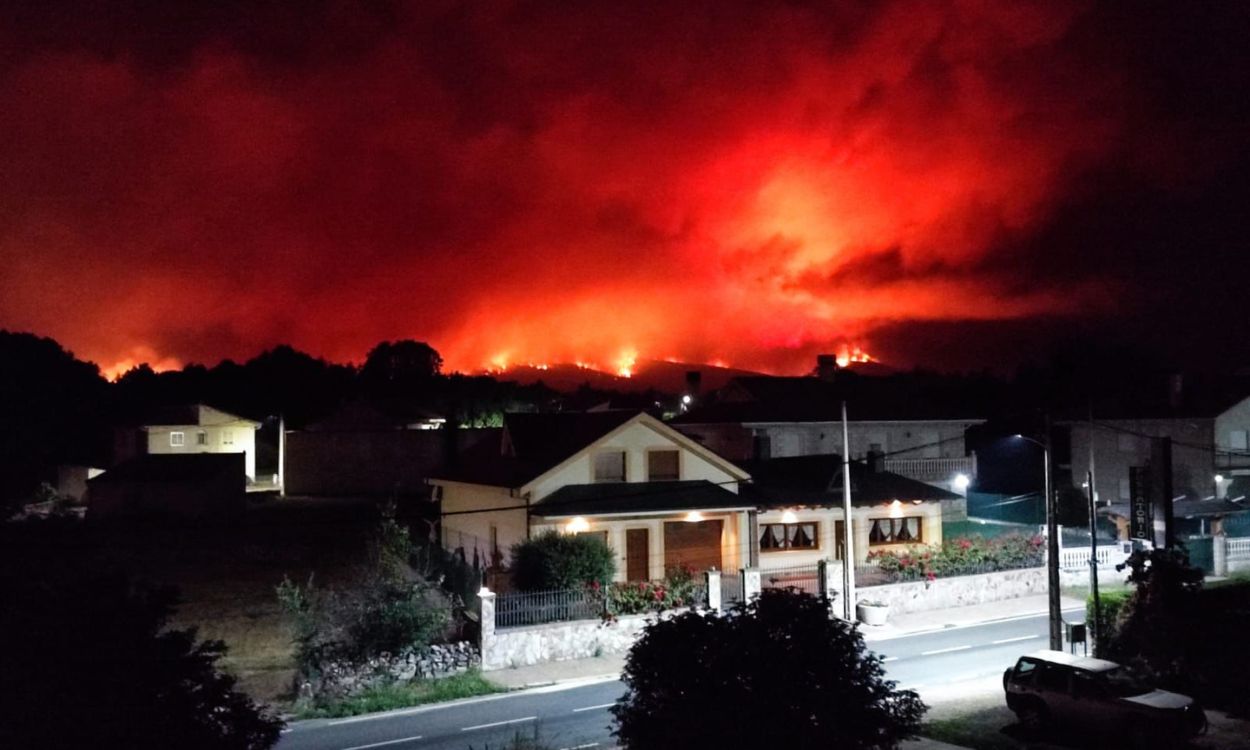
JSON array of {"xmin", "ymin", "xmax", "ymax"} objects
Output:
[
  {"xmin": 1058, "ymin": 545, "xmax": 1128, "ymax": 570},
  {"xmin": 1229, "ymin": 537, "xmax": 1250, "ymax": 561},
  {"xmin": 882, "ymin": 456, "xmax": 976, "ymax": 482}
]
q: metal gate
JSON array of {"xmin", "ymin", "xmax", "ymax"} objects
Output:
[{"xmin": 761, "ymin": 563, "xmax": 821, "ymax": 596}]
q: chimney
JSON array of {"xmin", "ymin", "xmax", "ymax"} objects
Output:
[
  {"xmin": 867, "ymin": 449, "xmax": 884, "ymax": 474},
  {"xmin": 816, "ymin": 354, "xmax": 838, "ymax": 382}
]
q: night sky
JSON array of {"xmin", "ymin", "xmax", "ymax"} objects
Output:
[{"xmin": 2, "ymin": 1, "xmax": 1248, "ymax": 379}]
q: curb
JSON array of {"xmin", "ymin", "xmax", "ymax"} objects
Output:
[{"xmin": 860, "ymin": 605, "xmax": 1086, "ymax": 642}]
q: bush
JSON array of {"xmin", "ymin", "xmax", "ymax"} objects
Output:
[
  {"xmin": 869, "ymin": 533, "xmax": 1044, "ymax": 582},
  {"xmin": 612, "ymin": 588, "xmax": 925, "ymax": 748},
  {"xmin": 1086, "ymin": 588, "xmax": 1132, "ymax": 656},
  {"xmin": 1101, "ymin": 547, "xmax": 1204, "ymax": 680},
  {"xmin": 602, "ymin": 564, "xmax": 701, "ymax": 615},
  {"xmin": 510, "ymin": 531, "xmax": 616, "ymax": 591},
  {"xmin": 278, "ymin": 517, "xmax": 452, "ymax": 675},
  {"xmin": 0, "ymin": 571, "xmax": 283, "ymax": 749}
]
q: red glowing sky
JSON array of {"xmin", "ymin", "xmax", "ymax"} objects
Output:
[{"xmin": 2, "ymin": 1, "xmax": 1248, "ymax": 379}]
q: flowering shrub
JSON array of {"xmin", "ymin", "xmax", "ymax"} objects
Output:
[
  {"xmin": 601, "ymin": 564, "xmax": 701, "ymax": 615},
  {"xmin": 868, "ymin": 534, "xmax": 1044, "ymax": 582}
]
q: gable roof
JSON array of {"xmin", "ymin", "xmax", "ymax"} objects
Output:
[
  {"xmin": 140, "ymin": 403, "xmax": 260, "ymax": 428},
  {"xmin": 431, "ymin": 410, "xmax": 749, "ymax": 490},
  {"xmin": 531, "ymin": 480, "xmax": 752, "ymax": 518},
  {"xmin": 738, "ymin": 454, "xmax": 958, "ymax": 508},
  {"xmin": 673, "ymin": 373, "xmax": 985, "ymax": 425}
]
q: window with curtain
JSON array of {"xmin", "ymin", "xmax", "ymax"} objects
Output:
[
  {"xmin": 868, "ymin": 517, "xmax": 923, "ymax": 545},
  {"xmin": 759, "ymin": 522, "xmax": 818, "ymax": 551}
]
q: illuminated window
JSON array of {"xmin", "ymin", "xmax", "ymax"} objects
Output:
[
  {"xmin": 170, "ymin": 431, "xmax": 185, "ymax": 447},
  {"xmin": 196, "ymin": 431, "xmax": 208, "ymax": 446},
  {"xmin": 593, "ymin": 451, "xmax": 626, "ymax": 483},
  {"xmin": 760, "ymin": 522, "xmax": 818, "ymax": 551},
  {"xmin": 868, "ymin": 517, "xmax": 923, "ymax": 545},
  {"xmin": 222, "ymin": 429, "xmax": 234, "ymax": 446},
  {"xmin": 648, "ymin": 450, "xmax": 680, "ymax": 481}
]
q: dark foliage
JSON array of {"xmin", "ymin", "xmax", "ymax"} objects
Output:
[
  {"xmin": 510, "ymin": 530, "xmax": 616, "ymax": 591},
  {"xmin": 361, "ymin": 340, "xmax": 443, "ymax": 397},
  {"xmin": 611, "ymin": 588, "xmax": 925, "ymax": 749},
  {"xmin": 0, "ymin": 565, "xmax": 282, "ymax": 749}
]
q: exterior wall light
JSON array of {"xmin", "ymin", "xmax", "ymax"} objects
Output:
[
  {"xmin": 684, "ymin": 511, "xmax": 705, "ymax": 522},
  {"xmin": 953, "ymin": 473, "xmax": 971, "ymax": 491},
  {"xmin": 780, "ymin": 509, "xmax": 798, "ymax": 524},
  {"xmin": 566, "ymin": 516, "xmax": 590, "ymax": 533}
]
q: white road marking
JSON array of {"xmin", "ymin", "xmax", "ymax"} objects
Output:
[
  {"xmin": 992, "ymin": 634, "xmax": 1040, "ymax": 645},
  {"xmin": 341, "ymin": 735, "xmax": 424, "ymax": 750},
  {"xmin": 572, "ymin": 703, "xmax": 616, "ymax": 713},
  {"xmin": 557, "ymin": 744, "xmax": 599, "ymax": 750},
  {"xmin": 920, "ymin": 645, "xmax": 971, "ymax": 656},
  {"xmin": 461, "ymin": 716, "xmax": 537, "ymax": 732},
  {"xmin": 881, "ymin": 656, "xmax": 899, "ymax": 662}
]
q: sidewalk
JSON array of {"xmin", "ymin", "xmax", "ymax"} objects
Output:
[{"xmin": 858, "ymin": 593, "xmax": 1087, "ymax": 642}]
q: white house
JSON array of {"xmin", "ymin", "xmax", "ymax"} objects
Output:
[
  {"xmin": 141, "ymin": 404, "xmax": 261, "ymax": 481},
  {"xmin": 431, "ymin": 410, "xmax": 954, "ymax": 583}
]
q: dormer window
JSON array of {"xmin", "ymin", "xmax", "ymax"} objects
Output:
[{"xmin": 593, "ymin": 451, "xmax": 626, "ymax": 483}]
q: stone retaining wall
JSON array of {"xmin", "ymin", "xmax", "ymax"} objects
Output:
[
  {"xmin": 484, "ymin": 613, "xmax": 655, "ymax": 671},
  {"xmin": 301, "ymin": 641, "xmax": 481, "ymax": 700},
  {"xmin": 854, "ymin": 567, "xmax": 1046, "ymax": 614}
]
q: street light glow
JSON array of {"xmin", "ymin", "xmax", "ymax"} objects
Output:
[{"xmin": 953, "ymin": 473, "xmax": 970, "ymax": 491}]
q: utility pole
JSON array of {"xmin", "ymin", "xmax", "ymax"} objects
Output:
[
  {"xmin": 1087, "ymin": 408, "xmax": 1100, "ymax": 650},
  {"xmin": 1044, "ymin": 418, "xmax": 1062, "ymax": 651},
  {"xmin": 841, "ymin": 401, "xmax": 856, "ymax": 621}
]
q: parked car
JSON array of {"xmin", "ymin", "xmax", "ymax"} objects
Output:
[{"xmin": 1003, "ymin": 650, "xmax": 1206, "ymax": 746}]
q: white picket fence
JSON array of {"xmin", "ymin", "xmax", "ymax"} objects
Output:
[
  {"xmin": 1229, "ymin": 537, "xmax": 1250, "ymax": 562},
  {"xmin": 1057, "ymin": 545, "xmax": 1129, "ymax": 570}
]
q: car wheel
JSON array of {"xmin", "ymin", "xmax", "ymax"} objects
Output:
[{"xmin": 1017, "ymin": 703, "xmax": 1048, "ymax": 735}]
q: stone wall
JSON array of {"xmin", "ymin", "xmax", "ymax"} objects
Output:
[
  {"xmin": 484, "ymin": 613, "xmax": 655, "ymax": 671},
  {"xmin": 301, "ymin": 642, "xmax": 481, "ymax": 701},
  {"xmin": 854, "ymin": 567, "xmax": 1046, "ymax": 615}
]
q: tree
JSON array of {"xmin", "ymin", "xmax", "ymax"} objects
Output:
[
  {"xmin": 1102, "ymin": 546, "xmax": 1205, "ymax": 674},
  {"xmin": 0, "ymin": 569, "xmax": 282, "ymax": 749},
  {"xmin": 510, "ymin": 531, "xmax": 616, "ymax": 591},
  {"xmin": 360, "ymin": 340, "xmax": 443, "ymax": 397},
  {"xmin": 612, "ymin": 588, "xmax": 926, "ymax": 749}
]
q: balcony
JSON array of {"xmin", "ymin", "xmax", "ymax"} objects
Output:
[{"xmin": 882, "ymin": 455, "xmax": 977, "ymax": 485}]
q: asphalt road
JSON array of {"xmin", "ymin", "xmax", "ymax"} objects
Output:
[{"xmin": 278, "ymin": 607, "xmax": 1085, "ymax": 750}]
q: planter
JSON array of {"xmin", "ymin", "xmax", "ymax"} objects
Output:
[{"xmin": 856, "ymin": 602, "xmax": 890, "ymax": 626}]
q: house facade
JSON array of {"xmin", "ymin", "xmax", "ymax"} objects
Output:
[
  {"xmin": 432, "ymin": 411, "xmax": 953, "ymax": 584},
  {"xmin": 140, "ymin": 404, "xmax": 261, "ymax": 481}
]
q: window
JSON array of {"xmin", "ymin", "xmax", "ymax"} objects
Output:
[
  {"xmin": 648, "ymin": 450, "xmax": 680, "ymax": 481},
  {"xmin": 222, "ymin": 429, "xmax": 234, "ymax": 446},
  {"xmin": 760, "ymin": 522, "xmax": 819, "ymax": 551},
  {"xmin": 1013, "ymin": 659, "xmax": 1039, "ymax": 686},
  {"xmin": 752, "ymin": 434, "xmax": 771, "ymax": 460},
  {"xmin": 1118, "ymin": 478, "xmax": 1131, "ymax": 500},
  {"xmin": 920, "ymin": 432, "xmax": 940, "ymax": 458},
  {"xmin": 170, "ymin": 431, "xmax": 185, "ymax": 447},
  {"xmin": 1231, "ymin": 430, "xmax": 1249, "ymax": 451},
  {"xmin": 196, "ymin": 431, "xmax": 208, "ymax": 446},
  {"xmin": 593, "ymin": 451, "xmax": 626, "ymax": 482},
  {"xmin": 1036, "ymin": 664, "xmax": 1070, "ymax": 692},
  {"xmin": 868, "ymin": 517, "xmax": 923, "ymax": 545}
]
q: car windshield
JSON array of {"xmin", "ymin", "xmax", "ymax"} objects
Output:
[{"xmin": 1100, "ymin": 667, "xmax": 1153, "ymax": 697}]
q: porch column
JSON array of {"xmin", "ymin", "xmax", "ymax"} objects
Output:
[
  {"xmin": 478, "ymin": 587, "xmax": 498, "ymax": 671},
  {"xmin": 746, "ymin": 510, "xmax": 760, "ymax": 568},
  {"xmin": 1214, "ymin": 532, "xmax": 1229, "ymax": 577},
  {"xmin": 705, "ymin": 568, "xmax": 722, "ymax": 610},
  {"xmin": 818, "ymin": 558, "xmax": 843, "ymax": 610}
]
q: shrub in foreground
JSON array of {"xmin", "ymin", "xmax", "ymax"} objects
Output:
[{"xmin": 612, "ymin": 588, "xmax": 925, "ymax": 749}]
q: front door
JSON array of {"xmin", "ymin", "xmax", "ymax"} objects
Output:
[
  {"xmin": 663, "ymin": 519, "xmax": 724, "ymax": 573},
  {"xmin": 626, "ymin": 528, "xmax": 650, "ymax": 581}
]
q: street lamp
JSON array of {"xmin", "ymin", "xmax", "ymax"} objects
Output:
[{"xmin": 1015, "ymin": 433, "xmax": 1062, "ymax": 651}]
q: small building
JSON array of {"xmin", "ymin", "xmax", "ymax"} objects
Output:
[
  {"xmin": 116, "ymin": 404, "xmax": 261, "ymax": 481},
  {"xmin": 86, "ymin": 453, "xmax": 246, "ymax": 520}
]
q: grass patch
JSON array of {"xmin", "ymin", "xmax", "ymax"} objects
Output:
[
  {"xmin": 923, "ymin": 705, "xmax": 1025, "ymax": 750},
  {"xmin": 296, "ymin": 670, "xmax": 505, "ymax": 719}
]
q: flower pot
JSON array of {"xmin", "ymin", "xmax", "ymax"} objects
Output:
[{"xmin": 856, "ymin": 602, "xmax": 890, "ymax": 626}]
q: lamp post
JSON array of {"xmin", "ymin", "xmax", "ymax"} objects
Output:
[{"xmin": 1016, "ymin": 433, "xmax": 1062, "ymax": 651}]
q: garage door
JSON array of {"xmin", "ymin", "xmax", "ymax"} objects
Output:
[{"xmin": 663, "ymin": 519, "xmax": 723, "ymax": 573}]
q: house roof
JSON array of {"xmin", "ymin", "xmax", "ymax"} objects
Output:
[
  {"xmin": 140, "ymin": 403, "xmax": 260, "ymax": 428},
  {"xmin": 737, "ymin": 454, "xmax": 959, "ymax": 508},
  {"xmin": 672, "ymin": 373, "xmax": 985, "ymax": 425},
  {"xmin": 431, "ymin": 411, "xmax": 640, "ymax": 487},
  {"xmin": 431, "ymin": 410, "xmax": 749, "ymax": 490},
  {"xmin": 531, "ymin": 480, "xmax": 752, "ymax": 518},
  {"xmin": 89, "ymin": 453, "xmax": 244, "ymax": 484}
]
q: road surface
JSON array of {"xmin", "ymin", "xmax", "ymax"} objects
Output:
[{"xmin": 278, "ymin": 607, "xmax": 1084, "ymax": 750}]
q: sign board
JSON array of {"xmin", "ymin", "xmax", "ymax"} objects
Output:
[{"xmin": 1129, "ymin": 466, "xmax": 1152, "ymax": 541}]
